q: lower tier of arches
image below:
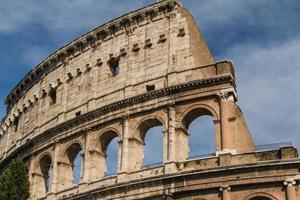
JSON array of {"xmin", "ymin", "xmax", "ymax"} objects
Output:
[{"xmin": 32, "ymin": 152, "xmax": 300, "ymax": 200}]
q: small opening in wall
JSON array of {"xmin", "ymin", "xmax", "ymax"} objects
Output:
[
  {"xmin": 49, "ymin": 88, "xmax": 57, "ymax": 106},
  {"xmin": 146, "ymin": 85, "xmax": 155, "ymax": 92},
  {"xmin": 75, "ymin": 111, "xmax": 81, "ymax": 117},
  {"xmin": 108, "ymin": 55, "xmax": 120, "ymax": 76},
  {"xmin": 13, "ymin": 117, "xmax": 19, "ymax": 132}
]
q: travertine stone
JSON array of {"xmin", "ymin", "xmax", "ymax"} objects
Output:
[{"xmin": 0, "ymin": 0, "xmax": 299, "ymax": 200}]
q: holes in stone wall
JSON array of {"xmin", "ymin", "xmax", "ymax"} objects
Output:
[
  {"xmin": 146, "ymin": 84, "xmax": 155, "ymax": 92},
  {"xmin": 158, "ymin": 34, "xmax": 167, "ymax": 43},
  {"xmin": 96, "ymin": 58, "xmax": 103, "ymax": 67},
  {"xmin": 178, "ymin": 28, "xmax": 185, "ymax": 37},
  {"xmin": 132, "ymin": 43, "xmax": 140, "ymax": 52},
  {"xmin": 13, "ymin": 116, "xmax": 19, "ymax": 132},
  {"xmin": 144, "ymin": 39, "xmax": 152, "ymax": 49},
  {"xmin": 75, "ymin": 111, "xmax": 81, "ymax": 117},
  {"xmin": 48, "ymin": 87, "xmax": 57, "ymax": 106},
  {"xmin": 108, "ymin": 54, "xmax": 120, "ymax": 76}
]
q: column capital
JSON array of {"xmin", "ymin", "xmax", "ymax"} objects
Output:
[
  {"xmin": 168, "ymin": 100, "xmax": 176, "ymax": 108},
  {"xmin": 284, "ymin": 179, "xmax": 296, "ymax": 186},
  {"xmin": 219, "ymin": 185, "xmax": 231, "ymax": 192},
  {"xmin": 217, "ymin": 89, "xmax": 237, "ymax": 102},
  {"xmin": 122, "ymin": 114, "xmax": 130, "ymax": 121}
]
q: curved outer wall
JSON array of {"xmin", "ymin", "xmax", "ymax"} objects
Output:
[{"xmin": 0, "ymin": 1, "xmax": 299, "ymax": 200}]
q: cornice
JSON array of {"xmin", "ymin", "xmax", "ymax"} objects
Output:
[{"xmin": 4, "ymin": 0, "xmax": 180, "ymax": 112}]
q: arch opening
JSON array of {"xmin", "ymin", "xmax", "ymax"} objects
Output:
[
  {"xmin": 183, "ymin": 108, "xmax": 216, "ymax": 159},
  {"xmin": 39, "ymin": 154, "xmax": 52, "ymax": 194},
  {"xmin": 244, "ymin": 192, "xmax": 277, "ymax": 200},
  {"xmin": 138, "ymin": 118, "xmax": 164, "ymax": 168},
  {"xmin": 99, "ymin": 131, "xmax": 119, "ymax": 176},
  {"xmin": 249, "ymin": 197, "xmax": 272, "ymax": 200},
  {"xmin": 143, "ymin": 126, "xmax": 164, "ymax": 166},
  {"xmin": 66, "ymin": 143, "xmax": 83, "ymax": 185}
]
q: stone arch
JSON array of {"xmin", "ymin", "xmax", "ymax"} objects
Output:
[
  {"xmin": 97, "ymin": 127, "xmax": 121, "ymax": 153},
  {"xmin": 182, "ymin": 104, "xmax": 218, "ymax": 130},
  {"xmin": 61, "ymin": 141, "xmax": 83, "ymax": 188},
  {"xmin": 135, "ymin": 115, "xmax": 167, "ymax": 142},
  {"xmin": 131, "ymin": 115, "xmax": 166, "ymax": 170},
  {"xmin": 181, "ymin": 104, "xmax": 219, "ymax": 158},
  {"xmin": 33, "ymin": 152, "xmax": 53, "ymax": 198},
  {"xmin": 244, "ymin": 192, "xmax": 278, "ymax": 200},
  {"xmin": 63, "ymin": 140, "xmax": 84, "ymax": 155},
  {"xmin": 98, "ymin": 128, "xmax": 121, "ymax": 176}
]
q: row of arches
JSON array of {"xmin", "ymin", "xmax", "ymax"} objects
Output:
[{"xmin": 34, "ymin": 106, "xmax": 218, "ymax": 197}]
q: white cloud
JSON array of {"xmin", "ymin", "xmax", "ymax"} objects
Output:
[
  {"xmin": 0, "ymin": 0, "xmax": 147, "ymax": 34},
  {"xmin": 223, "ymin": 38, "xmax": 300, "ymax": 149}
]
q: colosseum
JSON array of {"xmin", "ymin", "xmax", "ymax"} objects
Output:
[{"xmin": 0, "ymin": 0, "xmax": 299, "ymax": 199}]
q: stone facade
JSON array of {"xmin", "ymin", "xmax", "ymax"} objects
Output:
[{"xmin": 0, "ymin": 0, "xmax": 299, "ymax": 200}]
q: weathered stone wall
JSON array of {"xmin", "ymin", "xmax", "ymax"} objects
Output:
[
  {"xmin": 0, "ymin": 0, "xmax": 217, "ymax": 160},
  {"xmin": 0, "ymin": 1, "xmax": 299, "ymax": 200}
]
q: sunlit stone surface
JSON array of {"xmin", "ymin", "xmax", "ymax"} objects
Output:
[{"xmin": 0, "ymin": 0, "xmax": 299, "ymax": 199}]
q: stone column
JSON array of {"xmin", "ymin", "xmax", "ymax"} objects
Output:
[
  {"xmin": 120, "ymin": 115, "xmax": 130, "ymax": 172},
  {"xmin": 168, "ymin": 106, "xmax": 176, "ymax": 162},
  {"xmin": 219, "ymin": 185, "xmax": 231, "ymax": 200},
  {"xmin": 84, "ymin": 132, "xmax": 106, "ymax": 182},
  {"xmin": 164, "ymin": 105, "xmax": 181, "ymax": 173},
  {"xmin": 49, "ymin": 142, "xmax": 60, "ymax": 194},
  {"xmin": 284, "ymin": 179, "xmax": 297, "ymax": 200},
  {"xmin": 217, "ymin": 90, "xmax": 236, "ymax": 153}
]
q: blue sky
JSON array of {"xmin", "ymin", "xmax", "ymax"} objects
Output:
[{"xmin": 1, "ymin": 0, "xmax": 300, "ymax": 174}]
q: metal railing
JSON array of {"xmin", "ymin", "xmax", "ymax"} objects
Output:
[
  {"xmin": 142, "ymin": 162, "xmax": 163, "ymax": 169},
  {"xmin": 189, "ymin": 153, "xmax": 216, "ymax": 160},
  {"xmin": 255, "ymin": 142, "xmax": 292, "ymax": 151}
]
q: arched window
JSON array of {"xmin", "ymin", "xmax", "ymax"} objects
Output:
[
  {"xmin": 66, "ymin": 143, "xmax": 83, "ymax": 185},
  {"xmin": 183, "ymin": 107, "xmax": 215, "ymax": 159},
  {"xmin": 137, "ymin": 118, "xmax": 164, "ymax": 169},
  {"xmin": 143, "ymin": 126, "xmax": 164, "ymax": 166},
  {"xmin": 244, "ymin": 192, "xmax": 277, "ymax": 200},
  {"xmin": 249, "ymin": 197, "xmax": 272, "ymax": 200},
  {"xmin": 39, "ymin": 154, "xmax": 52, "ymax": 194},
  {"xmin": 99, "ymin": 131, "xmax": 119, "ymax": 177}
]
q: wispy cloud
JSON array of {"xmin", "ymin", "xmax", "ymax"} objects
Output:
[
  {"xmin": 0, "ymin": 0, "xmax": 150, "ymax": 34},
  {"xmin": 224, "ymin": 38, "xmax": 300, "ymax": 149}
]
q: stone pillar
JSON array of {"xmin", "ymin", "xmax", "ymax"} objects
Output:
[
  {"xmin": 84, "ymin": 129, "xmax": 109, "ymax": 183},
  {"xmin": 168, "ymin": 106, "xmax": 176, "ymax": 162},
  {"xmin": 56, "ymin": 161, "xmax": 73, "ymax": 190},
  {"xmin": 28, "ymin": 157, "xmax": 40, "ymax": 200},
  {"xmin": 217, "ymin": 90, "xmax": 236, "ymax": 153},
  {"xmin": 50, "ymin": 142, "xmax": 60, "ymax": 194},
  {"xmin": 28, "ymin": 157, "xmax": 35, "ymax": 198},
  {"xmin": 31, "ymin": 172, "xmax": 46, "ymax": 199},
  {"xmin": 284, "ymin": 179, "xmax": 297, "ymax": 200},
  {"xmin": 220, "ymin": 185, "xmax": 231, "ymax": 200},
  {"xmin": 120, "ymin": 115, "xmax": 130, "ymax": 172}
]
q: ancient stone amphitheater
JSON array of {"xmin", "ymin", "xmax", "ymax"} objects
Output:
[{"xmin": 0, "ymin": 0, "xmax": 299, "ymax": 199}]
